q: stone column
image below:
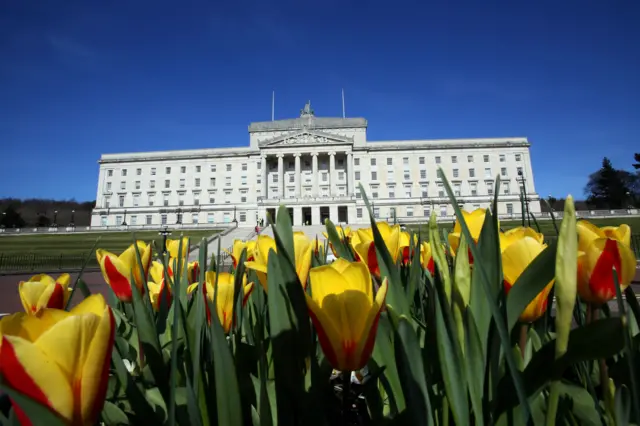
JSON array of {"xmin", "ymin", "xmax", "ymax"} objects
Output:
[
  {"xmin": 312, "ymin": 153, "xmax": 318, "ymax": 197},
  {"xmin": 261, "ymin": 155, "xmax": 267, "ymax": 199},
  {"xmin": 329, "ymin": 152, "xmax": 336, "ymax": 196},
  {"xmin": 347, "ymin": 152, "xmax": 354, "ymax": 197},
  {"xmin": 294, "ymin": 153, "xmax": 301, "ymax": 198},
  {"xmin": 277, "ymin": 154, "xmax": 284, "ymax": 198}
]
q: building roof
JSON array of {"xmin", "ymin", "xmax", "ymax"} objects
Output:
[{"xmin": 248, "ymin": 116, "xmax": 367, "ymax": 132}]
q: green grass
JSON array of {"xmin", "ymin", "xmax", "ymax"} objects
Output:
[
  {"xmin": 408, "ymin": 216, "xmax": 640, "ymax": 237},
  {"xmin": 0, "ymin": 229, "xmax": 220, "ymax": 256}
]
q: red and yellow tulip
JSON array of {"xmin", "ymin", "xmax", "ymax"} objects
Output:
[
  {"xmin": 351, "ymin": 222, "xmax": 401, "ymax": 276},
  {"xmin": 502, "ymin": 236, "xmax": 554, "ymax": 322},
  {"xmin": 0, "ymin": 294, "xmax": 115, "ymax": 426},
  {"xmin": 224, "ymin": 239, "xmax": 257, "ymax": 269},
  {"xmin": 448, "ymin": 208, "xmax": 490, "ymax": 259},
  {"xmin": 499, "ymin": 227, "xmax": 544, "ymax": 252},
  {"xmin": 167, "ymin": 237, "xmax": 189, "ymax": 260},
  {"xmin": 420, "ymin": 242, "xmax": 435, "ymax": 274},
  {"xmin": 96, "ymin": 242, "xmax": 152, "ymax": 302},
  {"xmin": 244, "ymin": 233, "xmax": 313, "ymax": 290},
  {"xmin": 576, "ymin": 221, "xmax": 635, "ymax": 304},
  {"xmin": 305, "ymin": 259, "xmax": 388, "ymax": 371},
  {"xmin": 187, "ymin": 271, "xmax": 254, "ymax": 332},
  {"xmin": 147, "ymin": 261, "xmax": 172, "ymax": 311},
  {"xmin": 18, "ymin": 274, "xmax": 72, "ymax": 314}
]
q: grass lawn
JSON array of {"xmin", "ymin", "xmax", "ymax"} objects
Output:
[
  {"xmin": 0, "ymin": 229, "xmax": 220, "ymax": 256},
  {"xmin": 408, "ymin": 216, "xmax": 640, "ymax": 237}
]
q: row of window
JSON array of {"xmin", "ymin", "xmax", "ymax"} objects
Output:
[
  {"xmin": 105, "ymin": 175, "xmax": 258, "ymax": 191},
  {"xmin": 106, "ymin": 162, "xmax": 258, "ymax": 178},
  {"xmin": 357, "ymin": 202, "xmax": 516, "ymax": 219},
  {"xmin": 359, "ymin": 166, "xmax": 524, "ymax": 181},
  {"xmin": 105, "ymin": 190, "xmax": 250, "ymax": 208},
  {"xmin": 102, "ymin": 210, "xmax": 249, "ymax": 227},
  {"xmin": 355, "ymin": 153, "xmax": 523, "ymax": 167}
]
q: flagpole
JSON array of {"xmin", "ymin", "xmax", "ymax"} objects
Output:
[
  {"xmin": 271, "ymin": 91, "xmax": 275, "ymax": 121},
  {"xmin": 341, "ymin": 89, "xmax": 346, "ymax": 118}
]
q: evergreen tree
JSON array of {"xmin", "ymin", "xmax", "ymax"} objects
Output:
[
  {"xmin": 634, "ymin": 153, "xmax": 640, "ymax": 170},
  {"xmin": 0, "ymin": 206, "xmax": 26, "ymax": 228},
  {"xmin": 584, "ymin": 157, "xmax": 631, "ymax": 209}
]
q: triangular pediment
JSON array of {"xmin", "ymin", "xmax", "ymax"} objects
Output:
[{"xmin": 260, "ymin": 129, "xmax": 353, "ymax": 147}]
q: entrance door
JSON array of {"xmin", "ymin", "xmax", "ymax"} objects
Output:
[
  {"xmin": 338, "ymin": 206, "xmax": 348, "ymax": 223},
  {"xmin": 302, "ymin": 207, "xmax": 312, "ymax": 225},
  {"xmin": 266, "ymin": 208, "xmax": 276, "ymax": 223},
  {"xmin": 287, "ymin": 208, "xmax": 293, "ymax": 223},
  {"xmin": 320, "ymin": 207, "xmax": 330, "ymax": 224}
]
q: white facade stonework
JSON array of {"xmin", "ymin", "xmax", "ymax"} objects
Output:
[{"xmin": 91, "ymin": 103, "xmax": 540, "ymax": 227}]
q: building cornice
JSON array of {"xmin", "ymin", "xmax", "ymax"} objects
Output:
[
  {"xmin": 353, "ymin": 137, "xmax": 530, "ymax": 152},
  {"xmin": 99, "ymin": 148, "xmax": 259, "ymax": 164},
  {"xmin": 249, "ymin": 116, "xmax": 367, "ymax": 132}
]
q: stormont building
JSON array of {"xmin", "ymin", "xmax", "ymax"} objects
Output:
[{"xmin": 91, "ymin": 102, "xmax": 540, "ymax": 228}]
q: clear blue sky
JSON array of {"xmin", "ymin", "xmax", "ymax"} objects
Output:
[{"xmin": 1, "ymin": 0, "xmax": 638, "ymax": 201}]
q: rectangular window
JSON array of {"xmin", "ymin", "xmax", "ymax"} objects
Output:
[
  {"xmin": 503, "ymin": 182, "xmax": 510, "ymax": 194},
  {"xmin": 421, "ymin": 185, "xmax": 428, "ymax": 197},
  {"xmin": 470, "ymin": 182, "xmax": 478, "ymax": 196},
  {"xmin": 440, "ymin": 205, "xmax": 447, "ymax": 217},
  {"xmin": 322, "ymin": 173, "xmax": 328, "ymax": 182},
  {"xmin": 195, "ymin": 178, "xmax": 201, "ymax": 187},
  {"xmin": 210, "ymin": 177, "xmax": 216, "ymax": 186},
  {"xmin": 356, "ymin": 208, "xmax": 363, "ymax": 218},
  {"xmin": 133, "ymin": 195, "xmax": 140, "ymax": 207},
  {"xmin": 273, "ymin": 174, "xmax": 278, "ymax": 183},
  {"xmin": 163, "ymin": 194, "xmax": 169, "ymax": 206},
  {"xmin": 373, "ymin": 207, "xmax": 380, "ymax": 219},
  {"xmin": 166, "ymin": 167, "xmax": 171, "ymax": 174},
  {"xmin": 136, "ymin": 168, "xmax": 142, "ymax": 175},
  {"xmin": 194, "ymin": 194, "xmax": 200, "ymax": 205},
  {"xmin": 151, "ymin": 167, "xmax": 156, "ymax": 175},
  {"xmin": 338, "ymin": 171, "xmax": 345, "ymax": 180},
  {"xmin": 226, "ymin": 164, "xmax": 232, "ymax": 172},
  {"xmin": 196, "ymin": 165, "xmax": 201, "ymax": 173},
  {"xmin": 242, "ymin": 163, "xmax": 247, "ymax": 171},
  {"xmin": 517, "ymin": 166, "xmax": 523, "ymax": 175},
  {"xmin": 371, "ymin": 171, "xmax": 377, "ymax": 180},
  {"xmin": 192, "ymin": 213, "xmax": 199, "ymax": 224},
  {"xmin": 226, "ymin": 176, "xmax": 231, "ymax": 186},
  {"xmin": 181, "ymin": 166, "xmax": 186, "ymax": 173},
  {"xmin": 406, "ymin": 207, "xmax": 413, "ymax": 217},
  {"xmin": 389, "ymin": 190, "xmax": 395, "ymax": 198},
  {"xmin": 241, "ymin": 176, "xmax": 247, "ymax": 185},
  {"xmin": 210, "ymin": 164, "xmax": 216, "ymax": 172},
  {"xmin": 370, "ymin": 158, "xmax": 376, "ymax": 166},
  {"xmin": 372, "ymin": 192, "xmax": 378, "ymax": 199},
  {"xmin": 104, "ymin": 199, "xmax": 110, "ymax": 208},
  {"xmin": 403, "ymin": 157, "xmax": 409, "ymax": 165},
  {"xmin": 239, "ymin": 212, "xmax": 247, "ymax": 222},
  {"xmin": 118, "ymin": 196, "xmax": 125, "ymax": 207},
  {"xmin": 120, "ymin": 181, "xmax": 126, "ymax": 190},
  {"xmin": 454, "ymin": 183, "xmax": 461, "ymax": 196},
  {"xmin": 451, "ymin": 156, "xmax": 457, "ymax": 163},
  {"xmin": 403, "ymin": 172, "xmax": 410, "ymax": 181},
  {"xmin": 116, "ymin": 215, "xmax": 123, "ymax": 224},
  {"xmin": 435, "ymin": 156, "xmax": 441, "ymax": 164},
  {"xmin": 180, "ymin": 178, "xmax": 186, "ymax": 188},
  {"xmin": 499, "ymin": 154, "xmax": 506, "ymax": 162},
  {"xmin": 146, "ymin": 215, "xmax": 152, "ymax": 225},
  {"xmin": 165, "ymin": 179, "xmax": 170, "ymax": 189},
  {"xmin": 355, "ymin": 171, "xmax": 360, "ymax": 180},
  {"xmin": 387, "ymin": 158, "xmax": 393, "ymax": 166},
  {"xmin": 131, "ymin": 215, "xmax": 137, "ymax": 225},
  {"xmin": 387, "ymin": 170, "xmax": 395, "ymax": 181},
  {"xmin": 423, "ymin": 207, "xmax": 430, "ymax": 217},
  {"xmin": 438, "ymin": 183, "xmax": 445, "ymax": 197},
  {"xmin": 354, "ymin": 158, "xmax": 360, "ymax": 166},
  {"xmin": 420, "ymin": 170, "xmax": 427, "ymax": 179},
  {"xmin": 453, "ymin": 169, "xmax": 459, "ymax": 178},
  {"xmin": 209, "ymin": 195, "xmax": 215, "ymax": 204},
  {"xmin": 484, "ymin": 168, "xmax": 492, "ymax": 178},
  {"xmin": 106, "ymin": 182, "xmax": 112, "ymax": 191},
  {"xmin": 515, "ymin": 154, "xmax": 521, "ymax": 161},
  {"xmin": 483, "ymin": 155, "xmax": 489, "ymax": 163},
  {"xmin": 467, "ymin": 155, "xmax": 473, "ymax": 162},
  {"xmin": 161, "ymin": 214, "xmax": 167, "ymax": 225},
  {"xmin": 405, "ymin": 186, "xmax": 411, "ymax": 197},
  {"xmin": 507, "ymin": 203, "xmax": 513, "ymax": 215},
  {"xmin": 289, "ymin": 174, "xmax": 295, "ymax": 183},
  {"xmin": 207, "ymin": 213, "xmax": 214, "ymax": 224},
  {"xmin": 178, "ymin": 194, "xmax": 184, "ymax": 206},
  {"xmin": 419, "ymin": 157, "xmax": 425, "ymax": 165},
  {"xmin": 487, "ymin": 184, "xmax": 494, "ymax": 196},
  {"xmin": 150, "ymin": 180, "xmax": 155, "ymax": 188},
  {"xmin": 469, "ymin": 169, "xmax": 475, "ymax": 178},
  {"xmin": 148, "ymin": 194, "xmax": 154, "ymax": 206},
  {"xmin": 121, "ymin": 169, "xmax": 127, "ymax": 177},
  {"xmin": 135, "ymin": 181, "xmax": 141, "ymax": 190},
  {"xmin": 107, "ymin": 170, "xmax": 113, "ymax": 177},
  {"xmin": 241, "ymin": 196, "xmax": 247, "ymax": 202},
  {"xmin": 501, "ymin": 168, "xmax": 507, "ymax": 177}
]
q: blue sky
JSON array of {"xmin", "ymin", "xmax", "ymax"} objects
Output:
[{"xmin": 1, "ymin": 0, "xmax": 638, "ymax": 201}]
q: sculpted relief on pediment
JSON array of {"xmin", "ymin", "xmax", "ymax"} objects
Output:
[{"xmin": 263, "ymin": 131, "xmax": 353, "ymax": 147}]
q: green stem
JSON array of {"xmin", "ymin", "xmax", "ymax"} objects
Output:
[{"xmin": 519, "ymin": 323, "xmax": 529, "ymax": 359}]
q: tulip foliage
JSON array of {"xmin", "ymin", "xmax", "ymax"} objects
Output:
[{"xmin": 1, "ymin": 171, "xmax": 640, "ymax": 425}]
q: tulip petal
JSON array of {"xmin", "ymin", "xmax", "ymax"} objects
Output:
[
  {"xmin": 353, "ymin": 278, "xmax": 388, "ymax": 368},
  {"xmin": 56, "ymin": 274, "xmax": 71, "ymax": 287},
  {"xmin": 45, "ymin": 284, "xmax": 66, "ymax": 310},
  {"xmin": 584, "ymin": 238, "xmax": 635, "ymax": 303},
  {"xmin": 502, "ymin": 237, "xmax": 546, "ymax": 286},
  {"xmin": 18, "ymin": 281, "xmax": 50, "ymax": 314},
  {"xmin": 305, "ymin": 293, "xmax": 343, "ymax": 368},
  {"xmin": 576, "ymin": 220, "xmax": 605, "ymax": 252},
  {"xmin": 1, "ymin": 335, "xmax": 74, "ymax": 423},
  {"xmin": 98, "ymin": 252, "xmax": 133, "ymax": 302},
  {"xmin": 244, "ymin": 261, "xmax": 268, "ymax": 291}
]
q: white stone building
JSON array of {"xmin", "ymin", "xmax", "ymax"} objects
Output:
[{"xmin": 91, "ymin": 102, "xmax": 540, "ymax": 227}]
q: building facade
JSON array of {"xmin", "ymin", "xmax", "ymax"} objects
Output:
[{"xmin": 91, "ymin": 102, "xmax": 540, "ymax": 227}]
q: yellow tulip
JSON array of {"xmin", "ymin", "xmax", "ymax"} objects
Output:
[
  {"xmin": 448, "ymin": 208, "xmax": 490, "ymax": 259},
  {"xmin": 305, "ymin": 259, "xmax": 388, "ymax": 371},
  {"xmin": 499, "ymin": 227, "xmax": 544, "ymax": 252},
  {"xmin": 167, "ymin": 237, "xmax": 189, "ymax": 260},
  {"xmin": 0, "ymin": 294, "xmax": 115, "ymax": 426},
  {"xmin": 322, "ymin": 226, "xmax": 352, "ymax": 257},
  {"xmin": 576, "ymin": 220, "xmax": 636, "ymax": 304},
  {"xmin": 147, "ymin": 261, "xmax": 172, "ymax": 311},
  {"xmin": 224, "ymin": 239, "xmax": 257, "ymax": 269},
  {"xmin": 502, "ymin": 237, "xmax": 554, "ymax": 322},
  {"xmin": 96, "ymin": 241, "xmax": 152, "ymax": 302},
  {"xmin": 19, "ymin": 274, "xmax": 72, "ymax": 314},
  {"xmin": 351, "ymin": 222, "xmax": 401, "ymax": 276},
  {"xmin": 420, "ymin": 242, "xmax": 435, "ymax": 274},
  {"xmin": 244, "ymin": 233, "xmax": 313, "ymax": 290},
  {"xmin": 187, "ymin": 271, "xmax": 254, "ymax": 332}
]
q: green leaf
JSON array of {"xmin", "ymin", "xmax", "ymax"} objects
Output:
[
  {"xmin": 324, "ymin": 219, "xmax": 355, "ymax": 261},
  {"xmin": 101, "ymin": 401, "xmax": 130, "ymax": 425},
  {"xmin": 371, "ymin": 314, "xmax": 406, "ymax": 415},
  {"xmin": 614, "ymin": 385, "xmax": 631, "ymax": 426},
  {"xmin": 555, "ymin": 381, "xmax": 601, "ymax": 426},
  {"xmin": 554, "ymin": 195, "xmax": 577, "ymax": 358},
  {"xmin": 465, "ymin": 311, "xmax": 485, "ymax": 426},
  {"xmin": 438, "ymin": 168, "xmax": 532, "ymax": 421},
  {"xmin": 433, "ymin": 268, "xmax": 469, "ymax": 425},
  {"xmin": 506, "ymin": 241, "xmax": 557, "ymax": 331},
  {"xmin": 65, "ymin": 236, "xmax": 101, "ymax": 310},
  {"xmin": 359, "ymin": 183, "xmax": 410, "ymax": 315},
  {"xmin": 494, "ymin": 317, "xmax": 626, "ymax": 415},
  {"xmin": 0, "ymin": 382, "xmax": 66, "ymax": 426},
  {"xmin": 275, "ymin": 205, "xmax": 295, "ymax": 261},
  {"xmin": 428, "ymin": 212, "xmax": 452, "ymax": 304},
  {"xmin": 206, "ymin": 296, "xmax": 243, "ymax": 425},
  {"xmin": 454, "ymin": 234, "xmax": 471, "ymax": 308},
  {"xmin": 406, "ymin": 232, "xmax": 423, "ymax": 301},
  {"xmin": 393, "ymin": 316, "xmax": 434, "ymax": 426}
]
